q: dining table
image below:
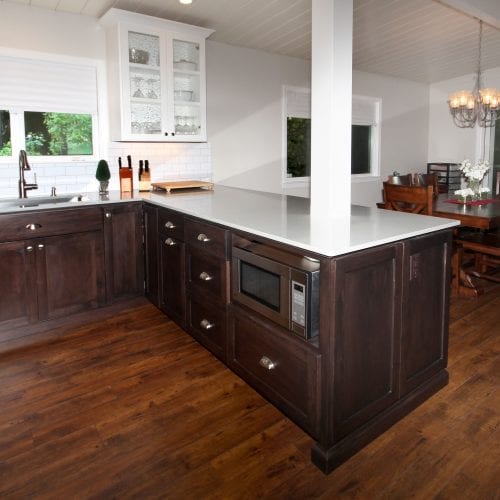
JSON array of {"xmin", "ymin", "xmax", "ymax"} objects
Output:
[
  {"xmin": 432, "ymin": 193, "xmax": 500, "ymax": 230},
  {"xmin": 431, "ymin": 193, "xmax": 500, "ymax": 296}
]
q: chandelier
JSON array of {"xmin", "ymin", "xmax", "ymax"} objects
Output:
[{"xmin": 448, "ymin": 20, "xmax": 500, "ymax": 128}]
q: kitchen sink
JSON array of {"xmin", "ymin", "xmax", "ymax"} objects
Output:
[{"xmin": 0, "ymin": 194, "xmax": 90, "ymax": 209}]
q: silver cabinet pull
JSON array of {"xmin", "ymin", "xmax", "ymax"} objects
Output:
[
  {"xmin": 164, "ymin": 238, "xmax": 176, "ymax": 246},
  {"xmin": 25, "ymin": 223, "xmax": 42, "ymax": 230},
  {"xmin": 199, "ymin": 271, "xmax": 213, "ymax": 281},
  {"xmin": 259, "ymin": 356, "xmax": 277, "ymax": 370},
  {"xmin": 200, "ymin": 319, "xmax": 215, "ymax": 330},
  {"xmin": 26, "ymin": 246, "xmax": 34, "ymax": 252},
  {"xmin": 165, "ymin": 221, "xmax": 176, "ymax": 229},
  {"xmin": 37, "ymin": 244, "xmax": 45, "ymax": 250},
  {"xmin": 105, "ymin": 212, "xmax": 112, "ymax": 218},
  {"xmin": 197, "ymin": 233, "xmax": 210, "ymax": 243}
]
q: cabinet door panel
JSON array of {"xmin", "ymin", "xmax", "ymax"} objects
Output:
[
  {"xmin": 332, "ymin": 244, "xmax": 403, "ymax": 439},
  {"xmin": 40, "ymin": 231, "xmax": 105, "ymax": 320},
  {"xmin": 0, "ymin": 241, "xmax": 37, "ymax": 330},
  {"xmin": 144, "ymin": 204, "xmax": 159, "ymax": 305},
  {"xmin": 159, "ymin": 236, "xmax": 186, "ymax": 326},
  {"xmin": 104, "ymin": 204, "xmax": 144, "ymax": 301},
  {"xmin": 400, "ymin": 231, "xmax": 451, "ymax": 395}
]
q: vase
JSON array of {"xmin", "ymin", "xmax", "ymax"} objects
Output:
[
  {"xmin": 99, "ymin": 180, "xmax": 109, "ymax": 195},
  {"xmin": 467, "ymin": 179, "xmax": 481, "ymax": 200}
]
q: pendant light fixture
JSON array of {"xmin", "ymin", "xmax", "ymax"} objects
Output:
[{"xmin": 448, "ymin": 20, "xmax": 499, "ymax": 128}]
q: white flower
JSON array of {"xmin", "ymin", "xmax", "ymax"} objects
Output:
[
  {"xmin": 454, "ymin": 188, "xmax": 474, "ymax": 197},
  {"xmin": 460, "ymin": 158, "xmax": 490, "ymax": 182},
  {"xmin": 479, "ymin": 187, "xmax": 490, "ymax": 193}
]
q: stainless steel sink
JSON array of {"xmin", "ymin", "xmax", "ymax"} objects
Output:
[{"xmin": 0, "ymin": 195, "xmax": 90, "ymax": 210}]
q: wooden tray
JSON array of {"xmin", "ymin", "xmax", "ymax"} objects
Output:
[{"xmin": 151, "ymin": 180, "xmax": 214, "ymax": 194}]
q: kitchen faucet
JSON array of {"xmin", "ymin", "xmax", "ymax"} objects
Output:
[{"xmin": 18, "ymin": 149, "xmax": 38, "ymax": 198}]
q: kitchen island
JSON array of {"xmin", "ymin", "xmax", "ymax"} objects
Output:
[{"xmin": 0, "ymin": 185, "xmax": 459, "ymax": 473}]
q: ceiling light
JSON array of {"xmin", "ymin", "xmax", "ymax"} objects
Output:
[
  {"xmin": 448, "ymin": 20, "xmax": 499, "ymax": 128},
  {"xmin": 179, "ymin": 0, "xmax": 193, "ymax": 4}
]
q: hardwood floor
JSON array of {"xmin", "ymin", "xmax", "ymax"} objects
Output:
[{"xmin": 0, "ymin": 288, "xmax": 499, "ymax": 499}]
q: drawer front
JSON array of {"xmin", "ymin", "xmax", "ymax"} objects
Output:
[
  {"xmin": 158, "ymin": 208, "xmax": 184, "ymax": 241},
  {"xmin": 185, "ymin": 218, "xmax": 227, "ymax": 259},
  {"xmin": 187, "ymin": 250, "xmax": 229, "ymax": 303},
  {"xmin": 188, "ymin": 295, "xmax": 226, "ymax": 359},
  {"xmin": 0, "ymin": 207, "xmax": 102, "ymax": 242},
  {"xmin": 229, "ymin": 308, "xmax": 320, "ymax": 436}
]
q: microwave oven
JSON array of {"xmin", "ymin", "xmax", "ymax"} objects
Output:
[{"xmin": 231, "ymin": 237, "xmax": 320, "ymax": 339}]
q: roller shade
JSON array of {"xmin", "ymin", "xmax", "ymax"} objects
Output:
[
  {"xmin": 286, "ymin": 87, "xmax": 310, "ymax": 119},
  {"xmin": 0, "ymin": 55, "xmax": 97, "ymax": 114},
  {"xmin": 352, "ymin": 97, "xmax": 378, "ymax": 125}
]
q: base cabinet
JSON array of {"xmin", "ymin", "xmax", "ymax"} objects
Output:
[
  {"xmin": 103, "ymin": 204, "xmax": 144, "ymax": 302},
  {"xmin": 229, "ymin": 307, "xmax": 321, "ymax": 437},
  {"xmin": 143, "ymin": 204, "xmax": 159, "ymax": 306}
]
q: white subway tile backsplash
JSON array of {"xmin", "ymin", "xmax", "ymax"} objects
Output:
[{"xmin": 0, "ymin": 141, "xmax": 212, "ymax": 198}]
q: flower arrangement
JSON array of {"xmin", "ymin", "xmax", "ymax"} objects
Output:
[{"xmin": 459, "ymin": 159, "xmax": 490, "ymax": 199}]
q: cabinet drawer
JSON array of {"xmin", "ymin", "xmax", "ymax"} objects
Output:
[
  {"xmin": 158, "ymin": 208, "xmax": 184, "ymax": 241},
  {"xmin": 187, "ymin": 249, "xmax": 229, "ymax": 303},
  {"xmin": 0, "ymin": 207, "xmax": 102, "ymax": 242},
  {"xmin": 185, "ymin": 218, "xmax": 228, "ymax": 259},
  {"xmin": 229, "ymin": 308, "xmax": 320, "ymax": 437},
  {"xmin": 188, "ymin": 295, "xmax": 226, "ymax": 359}
]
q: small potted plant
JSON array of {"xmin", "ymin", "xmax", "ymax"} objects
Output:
[{"xmin": 95, "ymin": 159, "xmax": 111, "ymax": 195}]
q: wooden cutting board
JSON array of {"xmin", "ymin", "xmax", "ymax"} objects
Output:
[{"xmin": 151, "ymin": 180, "xmax": 214, "ymax": 193}]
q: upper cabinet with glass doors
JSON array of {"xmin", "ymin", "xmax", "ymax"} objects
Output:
[{"xmin": 100, "ymin": 9, "xmax": 213, "ymax": 142}]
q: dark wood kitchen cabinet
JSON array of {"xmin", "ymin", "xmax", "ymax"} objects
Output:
[
  {"xmin": 158, "ymin": 207, "xmax": 186, "ymax": 326},
  {"xmin": 0, "ymin": 207, "xmax": 105, "ymax": 332},
  {"xmin": 143, "ymin": 203, "xmax": 159, "ymax": 306},
  {"xmin": 185, "ymin": 217, "xmax": 230, "ymax": 360},
  {"xmin": 103, "ymin": 203, "xmax": 144, "ymax": 302}
]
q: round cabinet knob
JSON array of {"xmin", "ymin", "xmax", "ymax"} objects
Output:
[
  {"xmin": 37, "ymin": 244, "xmax": 45, "ymax": 250},
  {"xmin": 25, "ymin": 223, "xmax": 42, "ymax": 230},
  {"xmin": 199, "ymin": 271, "xmax": 213, "ymax": 282},
  {"xmin": 200, "ymin": 319, "xmax": 215, "ymax": 331},
  {"xmin": 197, "ymin": 233, "xmax": 211, "ymax": 243},
  {"xmin": 164, "ymin": 238, "xmax": 176, "ymax": 246},
  {"xmin": 165, "ymin": 221, "xmax": 176, "ymax": 229},
  {"xmin": 26, "ymin": 246, "xmax": 34, "ymax": 252},
  {"xmin": 105, "ymin": 212, "xmax": 112, "ymax": 219},
  {"xmin": 259, "ymin": 356, "xmax": 277, "ymax": 370}
]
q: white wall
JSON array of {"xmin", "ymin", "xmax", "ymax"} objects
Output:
[
  {"xmin": 207, "ymin": 41, "xmax": 430, "ymax": 207},
  {"xmin": 352, "ymin": 70, "xmax": 430, "ymax": 206},
  {"xmin": 206, "ymin": 40, "xmax": 310, "ymax": 196}
]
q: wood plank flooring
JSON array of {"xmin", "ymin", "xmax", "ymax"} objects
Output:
[{"xmin": 0, "ymin": 288, "xmax": 499, "ymax": 499}]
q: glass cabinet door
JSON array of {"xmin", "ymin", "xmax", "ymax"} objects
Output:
[
  {"xmin": 127, "ymin": 31, "xmax": 164, "ymax": 137},
  {"xmin": 172, "ymin": 39, "xmax": 202, "ymax": 138}
]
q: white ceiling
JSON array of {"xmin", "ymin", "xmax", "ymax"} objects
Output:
[{"xmin": 2, "ymin": 0, "xmax": 500, "ymax": 84}]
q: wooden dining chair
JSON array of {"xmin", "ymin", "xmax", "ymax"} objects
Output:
[
  {"xmin": 413, "ymin": 173, "xmax": 440, "ymax": 198},
  {"xmin": 386, "ymin": 174, "xmax": 413, "ymax": 185},
  {"xmin": 454, "ymin": 231, "xmax": 500, "ymax": 294},
  {"xmin": 382, "ymin": 183, "xmax": 434, "ymax": 215}
]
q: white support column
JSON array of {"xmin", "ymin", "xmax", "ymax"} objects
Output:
[{"xmin": 310, "ymin": 0, "xmax": 353, "ymax": 219}]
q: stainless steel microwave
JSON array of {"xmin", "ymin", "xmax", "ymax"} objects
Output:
[{"xmin": 231, "ymin": 237, "xmax": 320, "ymax": 339}]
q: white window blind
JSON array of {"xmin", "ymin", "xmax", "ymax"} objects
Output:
[
  {"xmin": 0, "ymin": 56, "xmax": 97, "ymax": 114},
  {"xmin": 352, "ymin": 96, "xmax": 378, "ymax": 125},
  {"xmin": 286, "ymin": 87, "xmax": 310, "ymax": 119}
]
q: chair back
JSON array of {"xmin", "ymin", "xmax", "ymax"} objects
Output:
[
  {"xmin": 382, "ymin": 183, "xmax": 434, "ymax": 215},
  {"xmin": 496, "ymin": 170, "xmax": 500, "ymax": 196},
  {"xmin": 413, "ymin": 173, "xmax": 440, "ymax": 198},
  {"xmin": 386, "ymin": 174, "xmax": 412, "ymax": 185}
]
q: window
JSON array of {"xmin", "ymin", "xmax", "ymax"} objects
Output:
[
  {"xmin": 24, "ymin": 112, "xmax": 93, "ymax": 156},
  {"xmin": 283, "ymin": 87, "xmax": 381, "ymax": 183},
  {"xmin": 0, "ymin": 54, "xmax": 98, "ymax": 161}
]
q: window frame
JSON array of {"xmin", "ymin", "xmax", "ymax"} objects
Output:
[{"xmin": 281, "ymin": 86, "xmax": 382, "ymax": 186}]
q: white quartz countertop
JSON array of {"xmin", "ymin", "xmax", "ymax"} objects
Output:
[
  {"xmin": 144, "ymin": 185, "xmax": 459, "ymax": 257},
  {"xmin": 0, "ymin": 185, "xmax": 459, "ymax": 257}
]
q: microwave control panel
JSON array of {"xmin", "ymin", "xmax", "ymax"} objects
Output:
[{"xmin": 291, "ymin": 280, "xmax": 306, "ymax": 327}]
